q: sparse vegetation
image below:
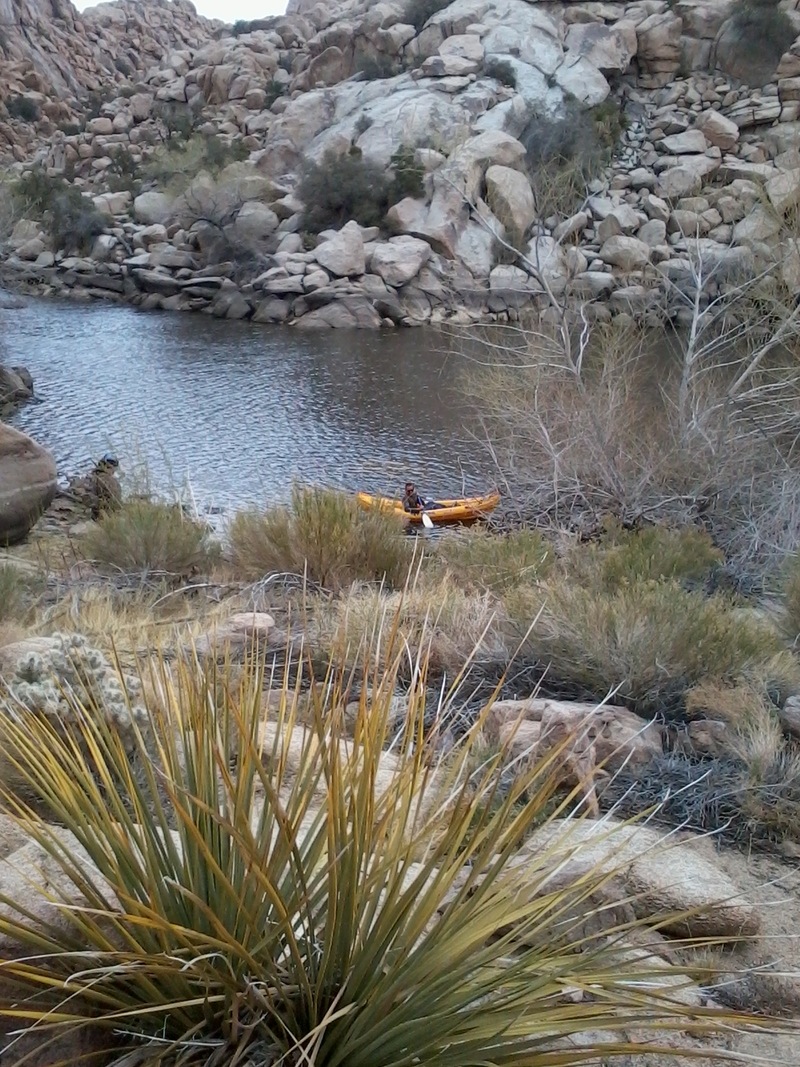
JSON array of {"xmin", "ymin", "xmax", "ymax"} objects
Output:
[
  {"xmin": 10, "ymin": 167, "xmax": 106, "ymax": 253},
  {"xmin": 484, "ymin": 57, "xmax": 517, "ymax": 88},
  {"xmin": 83, "ymin": 499, "xmax": 217, "ymax": 578},
  {"xmin": 228, "ymin": 486, "xmax": 413, "ymax": 591},
  {"xmin": 143, "ymin": 133, "xmax": 249, "ymax": 195},
  {"xmin": 433, "ymin": 526, "xmax": 552, "ymax": 591},
  {"xmin": 4, "ymin": 94, "xmax": 39, "ymax": 123},
  {"xmin": 355, "ymin": 53, "xmax": 401, "ymax": 80},
  {"xmin": 298, "ymin": 148, "xmax": 391, "ymax": 232},
  {"xmin": 727, "ymin": 0, "xmax": 797, "ymax": 85},
  {"xmin": 404, "ymin": 0, "xmax": 452, "ymax": 32}
]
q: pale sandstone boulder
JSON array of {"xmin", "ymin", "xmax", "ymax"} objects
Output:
[
  {"xmin": 0, "ymin": 426, "xmax": 57, "ymax": 545},
  {"xmin": 133, "ymin": 191, "xmax": 174, "ymax": 226},
  {"xmin": 192, "ymin": 612, "xmax": 277, "ymax": 659},
  {"xmin": 636, "ymin": 11, "xmax": 682, "ymax": 88},
  {"xmin": 313, "ymin": 220, "xmax": 366, "ymax": 277},
  {"xmin": 564, "ymin": 20, "xmax": 637, "ymax": 73},
  {"xmin": 767, "ymin": 167, "xmax": 800, "ymax": 215},
  {"xmin": 694, "ymin": 109, "xmax": 740, "ymax": 151},
  {"xmin": 598, "ymin": 235, "xmax": 652, "ymax": 270},
  {"xmin": 485, "ymin": 164, "xmax": 536, "ymax": 235},
  {"xmin": 370, "ymin": 236, "xmax": 431, "ymax": 287},
  {"xmin": 522, "ymin": 818, "xmax": 760, "ymax": 939}
]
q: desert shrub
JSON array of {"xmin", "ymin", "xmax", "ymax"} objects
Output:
[
  {"xmin": 405, "ymin": 0, "xmax": 451, "ymax": 32},
  {"xmin": 231, "ymin": 18, "xmax": 251, "ymax": 35},
  {"xmin": 83, "ymin": 499, "xmax": 217, "ymax": 578},
  {"xmin": 355, "ymin": 53, "xmax": 401, "ymax": 80},
  {"xmin": 264, "ymin": 78, "xmax": 286, "ymax": 107},
  {"xmin": 298, "ymin": 148, "xmax": 392, "ymax": 232},
  {"xmin": 389, "ymin": 143, "xmax": 425, "ymax": 199},
  {"xmin": 727, "ymin": 0, "xmax": 797, "ymax": 84},
  {"xmin": 154, "ymin": 100, "xmax": 197, "ymax": 142},
  {"xmin": 432, "ymin": 527, "xmax": 552, "ymax": 592},
  {"xmin": 564, "ymin": 522, "xmax": 724, "ymax": 592},
  {"xmin": 0, "ymin": 565, "xmax": 30, "ymax": 622},
  {"xmin": 143, "ymin": 133, "xmax": 247, "ymax": 194},
  {"xmin": 506, "ymin": 578, "xmax": 788, "ymax": 714},
  {"xmin": 228, "ymin": 486, "xmax": 412, "ymax": 591},
  {"xmin": 780, "ymin": 548, "xmax": 800, "ymax": 643},
  {"xmin": 114, "ymin": 56, "xmax": 133, "ymax": 77},
  {"xmin": 4, "ymin": 94, "xmax": 39, "ymax": 122},
  {"xmin": 58, "ymin": 121, "xmax": 81, "ymax": 136},
  {"xmin": 0, "ymin": 636, "xmax": 763, "ymax": 1065},
  {"xmin": 484, "ymin": 57, "xmax": 517, "ymax": 88},
  {"xmin": 521, "ymin": 97, "xmax": 625, "ymax": 219},
  {"xmin": 604, "ymin": 749, "xmax": 800, "ymax": 851},
  {"xmin": 10, "ymin": 167, "xmax": 106, "ymax": 252},
  {"xmin": 106, "ymin": 145, "xmax": 141, "ymax": 195},
  {"xmin": 314, "ymin": 577, "xmax": 509, "ymax": 674}
]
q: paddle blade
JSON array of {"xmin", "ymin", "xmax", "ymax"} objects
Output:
[{"xmin": 422, "ymin": 512, "xmax": 434, "ymax": 529}]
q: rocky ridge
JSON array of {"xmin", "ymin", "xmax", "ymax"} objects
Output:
[{"xmin": 2, "ymin": 0, "xmax": 800, "ymax": 326}]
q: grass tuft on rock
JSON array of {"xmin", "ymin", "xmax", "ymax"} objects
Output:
[
  {"xmin": 0, "ymin": 625, "xmax": 778, "ymax": 1066},
  {"xmin": 228, "ymin": 485, "xmax": 413, "ymax": 591}
]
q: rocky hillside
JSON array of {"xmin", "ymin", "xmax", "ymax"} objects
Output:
[{"xmin": 3, "ymin": 0, "xmax": 800, "ymax": 327}]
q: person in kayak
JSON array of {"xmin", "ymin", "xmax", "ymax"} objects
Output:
[{"xmin": 402, "ymin": 482, "xmax": 426, "ymax": 513}]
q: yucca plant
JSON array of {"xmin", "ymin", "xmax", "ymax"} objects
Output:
[{"xmin": 0, "ymin": 626, "xmax": 778, "ymax": 1067}]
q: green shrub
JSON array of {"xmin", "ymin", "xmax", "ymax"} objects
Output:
[
  {"xmin": 228, "ymin": 486, "xmax": 412, "ymax": 591},
  {"xmin": 106, "ymin": 145, "xmax": 141, "ymax": 195},
  {"xmin": 58, "ymin": 121, "xmax": 81, "ymax": 136},
  {"xmin": 153, "ymin": 100, "xmax": 197, "ymax": 142},
  {"xmin": 298, "ymin": 148, "xmax": 392, "ymax": 232},
  {"xmin": 83, "ymin": 499, "xmax": 217, "ymax": 578},
  {"xmin": 507, "ymin": 577, "xmax": 789, "ymax": 713},
  {"xmin": 405, "ymin": 0, "xmax": 451, "ymax": 32},
  {"xmin": 432, "ymin": 527, "xmax": 552, "ymax": 592},
  {"xmin": 484, "ymin": 57, "xmax": 517, "ymax": 88},
  {"xmin": 265, "ymin": 78, "xmax": 286, "ymax": 107},
  {"xmin": 780, "ymin": 548, "xmax": 800, "ymax": 644},
  {"xmin": 0, "ymin": 638, "xmax": 761, "ymax": 1066},
  {"xmin": 389, "ymin": 143, "xmax": 425, "ymax": 199},
  {"xmin": 521, "ymin": 97, "xmax": 626, "ymax": 219},
  {"xmin": 728, "ymin": 0, "xmax": 796, "ymax": 84},
  {"xmin": 144, "ymin": 133, "xmax": 248, "ymax": 194},
  {"xmin": 11, "ymin": 168, "xmax": 106, "ymax": 253},
  {"xmin": 355, "ymin": 54, "xmax": 401, "ymax": 80},
  {"xmin": 4, "ymin": 94, "xmax": 39, "ymax": 122},
  {"xmin": 567, "ymin": 522, "xmax": 724, "ymax": 592}
]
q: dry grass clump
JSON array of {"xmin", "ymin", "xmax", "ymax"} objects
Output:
[
  {"xmin": 506, "ymin": 578, "xmax": 788, "ymax": 713},
  {"xmin": 431, "ymin": 526, "xmax": 552, "ymax": 592},
  {"xmin": 228, "ymin": 485, "xmax": 413, "ymax": 591},
  {"xmin": 83, "ymin": 499, "xmax": 217, "ymax": 579},
  {"xmin": 0, "ymin": 628, "xmax": 776, "ymax": 1067},
  {"xmin": 779, "ymin": 547, "xmax": 800, "ymax": 644},
  {"xmin": 313, "ymin": 577, "xmax": 509, "ymax": 676},
  {"xmin": 0, "ymin": 562, "xmax": 37, "ymax": 622}
]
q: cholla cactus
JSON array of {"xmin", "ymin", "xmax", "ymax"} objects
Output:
[{"xmin": 4, "ymin": 633, "xmax": 146, "ymax": 733}]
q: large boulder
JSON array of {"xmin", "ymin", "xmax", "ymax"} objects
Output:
[
  {"xmin": 485, "ymin": 165, "xmax": 536, "ymax": 236},
  {"xmin": 521, "ymin": 819, "xmax": 760, "ymax": 940},
  {"xmin": 0, "ymin": 426, "xmax": 57, "ymax": 545},
  {"xmin": 313, "ymin": 221, "xmax": 366, "ymax": 277},
  {"xmin": 564, "ymin": 20, "xmax": 638, "ymax": 74},
  {"xmin": 133, "ymin": 191, "xmax": 174, "ymax": 226},
  {"xmin": 369, "ymin": 236, "xmax": 431, "ymax": 287}
]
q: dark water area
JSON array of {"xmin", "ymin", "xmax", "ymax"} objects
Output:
[{"xmin": 1, "ymin": 300, "xmax": 492, "ymax": 513}]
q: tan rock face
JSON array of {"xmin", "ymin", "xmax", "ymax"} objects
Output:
[{"xmin": 0, "ymin": 425, "xmax": 57, "ymax": 545}]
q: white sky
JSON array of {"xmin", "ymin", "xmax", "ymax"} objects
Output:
[{"xmin": 72, "ymin": 0, "xmax": 288, "ymax": 24}]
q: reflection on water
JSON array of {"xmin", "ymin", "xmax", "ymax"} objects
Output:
[{"xmin": 2, "ymin": 301, "xmax": 490, "ymax": 511}]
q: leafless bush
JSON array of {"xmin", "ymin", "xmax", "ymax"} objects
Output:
[{"xmin": 461, "ymin": 242, "xmax": 800, "ymax": 577}]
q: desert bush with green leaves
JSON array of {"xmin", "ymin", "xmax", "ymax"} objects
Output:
[
  {"xmin": 10, "ymin": 167, "xmax": 106, "ymax": 253},
  {"xmin": 727, "ymin": 0, "xmax": 797, "ymax": 85},
  {"xmin": 432, "ymin": 526, "xmax": 552, "ymax": 592},
  {"xmin": 228, "ymin": 485, "xmax": 412, "ymax": 591},
  {"xmin": 0, "ymin": 634, "xmax": 774, "ymax": 1066},
  {"xmin": 564, "ymin": 522, "xmax": 724, "ymax": 592},
  {"xmin": 83, "ymin": 499, "xmax": 217, "ymax": 578},
  {"xmin": 143, "ymin": 132, "xmax": 249, "ymax": 195},
  {"xmin": 506, "ymin": 577, "xmax": 793, "ymax": 713}
]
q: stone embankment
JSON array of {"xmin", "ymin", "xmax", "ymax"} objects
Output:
[{"xmin": 2, "ymin": 0, "xmax": 800, "ymax": 326}]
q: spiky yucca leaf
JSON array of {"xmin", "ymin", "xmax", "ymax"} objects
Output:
[{"xmin": 0, "ymin": 630, "xmax": 782, "ymax": 1067}]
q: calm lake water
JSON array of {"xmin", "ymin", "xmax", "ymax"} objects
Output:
[{"xmin": 1, "ymin": 300, "xmax": 491, "ymax": 513}]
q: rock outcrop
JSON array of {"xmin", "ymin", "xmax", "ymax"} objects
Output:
[
  {"xmin": 0, "ymin": 424, "xmax": 57, "ymax": 544},
  {"xmin": 2, "ymin": 0, "xmax": 800, "ymax": 327}
]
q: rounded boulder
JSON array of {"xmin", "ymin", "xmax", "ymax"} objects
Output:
[{"xmin": 0, "ymin": 425, "xmax": 57, "ymax": 545}]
